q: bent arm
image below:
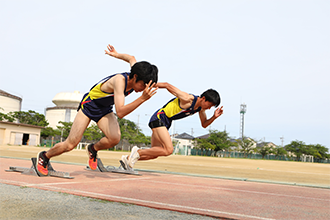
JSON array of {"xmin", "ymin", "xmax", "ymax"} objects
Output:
[
  {"xmin": 199, "ymin": 106, "xmax": 224, "ymax": 128},
  {"xmin": 114, "ymin": 78, "xmax": 157, "ymax": 119},
  {"xmin": 105, "ymin": 44, "xmax": 137, "ymax": 67}
]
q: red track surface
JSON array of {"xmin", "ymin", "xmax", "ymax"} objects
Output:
[{"xmin": 1, "ymin": 157, "xmax": 329, "ymax": 220}]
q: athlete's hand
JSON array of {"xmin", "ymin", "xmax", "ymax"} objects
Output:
[
  {"xmin": 214, "ymin": 106, "xmax": 223, "ymax": 118},
  {"xmin": 141, "ymin": 80, "xmax": 158, "ymax": 101},
  {"xmin": 105, "ymin": 44, "xmax": 118, "ymax": 57}
]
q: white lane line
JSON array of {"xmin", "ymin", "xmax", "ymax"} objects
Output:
[
  {"xmin": 37, "ymin": 185, "xmax": 276, "ymax": 220},
  {"xmin": 140, "ymin": 179, "xmax": 330, "ymax": 201},
  {"xmin": 22, "ymin": 177, "xmax": 153, "ymax": 187}
]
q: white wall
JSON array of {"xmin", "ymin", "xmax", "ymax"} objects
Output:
[{"xmin": 0, "ymin": 95, "xmax": 21, "ymax": 114}]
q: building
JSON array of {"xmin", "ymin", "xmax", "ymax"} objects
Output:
[
  {"xmin": 0, "ymin": 121, "xmax": 43, "ymax": 146},
  {"xmin": 0, "ymin": 89, "xmax": 22, "ymax": 115},
  {"xmin": 256, "ymin": 142, "xmax": 277, "ymax": 149},
  {"xmin": 45, "ymin": 91, "xmax": 83, "ymax": 129},
  {"xmin": 0, "ymin": 89, "xmax": 42, "ymax": 146},
  {"xmin": 172, "ymin": 132, "xmax": 195, "ymax": 155}
]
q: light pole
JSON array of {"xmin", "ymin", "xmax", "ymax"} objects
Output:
[{"xmin": 240, "ymin": 103, "xmax": 247, "ymax": 139}]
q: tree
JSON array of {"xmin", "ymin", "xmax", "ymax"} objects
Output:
[
  {"xmin": 56, "ymin": 121, "xmax": 73, "ymax": 140},
  {"xmin": 83, "ymin": 124, "xmax": 105, "ymax": 143},
  {"xmin": 308, "ymin": 144, "xmax": 329, "ymax": 160},
  {"xmin": 9, "ymin": 110, "xmax": 49, "ymax": 127},
  {"xmin": 273, "ymin": 147, "xmax": 287, "ymax": 159},
  {"xmin": 0, "ymin": 108, "xmax": 15, "ymax": 122},
  {"xmin": 117, "ymin": 117, "xmax": 151, "ymax": 146},
  {"xmin": 194, "ymin": 138, "xmax": 215, "ymax": 155},
  {"xmin": 285, "ymin": 140, "xmax": 307, "ymax": 161},
  {"xmin": 41, "ymin": 127, "xmax": 57, "ymax": 139},
  {"xmin": 207, "ymin": 130, "xmax": 231, "ymax": 152},
  {"xmin": 258, "ymin": 145, "xmax": 271, "ymax": 159},
  {"xmin": 236, "ymin": 137, "xmax": 255, "ymax": 158},
  {"xmin": 0, "ymin": 112, "xmax": 15, "ymax": 122}
]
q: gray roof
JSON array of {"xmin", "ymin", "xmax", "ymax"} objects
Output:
[
  {"xmin": 174, "ymin": 132, "xmax": 195, "ymax": 140},
  {"xmin": 195, "ymin": 134, "xmax": 210, "ymax": 139}
]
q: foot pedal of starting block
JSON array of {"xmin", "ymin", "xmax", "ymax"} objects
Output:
[
  {"xmin": 6, "ymin": 158, "xmax": 74, "ymax": 179},
  {"xmin": 85, "ymin": 158, "xmax": 140, "ymax": 175}
]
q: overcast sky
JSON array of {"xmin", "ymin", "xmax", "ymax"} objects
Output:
[{"xmin": 1, "ymin": 0, "xmax": 329, "ymax": 148}]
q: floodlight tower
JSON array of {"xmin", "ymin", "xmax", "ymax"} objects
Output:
[{"xmin": 239, "ymin": 103, "xmax": 247, "ymax": 139}]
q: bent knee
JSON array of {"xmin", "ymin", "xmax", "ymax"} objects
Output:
[
  {"xmin": 165, "ymin": 147, "xmax": 174, "ymax": 156},
  {"xmin": 111, "ymin": 135, "xmax": 121, "ymax": 145},
  {"xmin": 105, "ymin": 134, "xmax": 121, "ymax": 146}
]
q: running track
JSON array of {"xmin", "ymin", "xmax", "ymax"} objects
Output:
[{"xmin": 1, "ymin": 157, "xmax": 329, "ymax": 220}]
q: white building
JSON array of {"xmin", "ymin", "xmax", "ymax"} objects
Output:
[
  {"xmin": 0, "ymin": 89, "xmax": 22, "ymax": 114},
  {"xmin": 172, "ymin": 132, "xmax": 195, "ymax": 155},
  {"xmin": 45, "ymin": 91, "xmax": 83, "ymax": 129},
  {"xmin": 0, "ymin": 89, "xmax": 41, "ymax": 146}
]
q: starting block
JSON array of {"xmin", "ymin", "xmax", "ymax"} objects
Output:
[
  {"xmin": 5, "ymin": 158, "xmax": 74, "ymax": 179},
  {"xmin": 85, "ymin": 158, "xmax": 140, "ymax": 175}
]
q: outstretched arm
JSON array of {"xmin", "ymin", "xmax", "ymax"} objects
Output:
[
  {"xmin": 156, "ymin": 82, "xmax": 191, "ymax": 103},
  {"xmin": 105, "ymin": 44, "xmax": 137, "ymax": 67},
  {"xmin": 199, "ymin": 106, "xmax": 224, "ymax": 128}
]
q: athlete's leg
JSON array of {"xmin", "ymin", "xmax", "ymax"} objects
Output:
[
  {"xmin": 137, "ymin": 127, "xmax": 174, "ymax": 160},
  {"xmin": 45, "ymin": 109, "xmax": 91, "ymax": 159},
  {"xmin": 93, "ymin": 112, "xmax": 121, "ymax": 151}
]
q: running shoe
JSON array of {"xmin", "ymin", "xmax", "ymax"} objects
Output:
[
  {"xmin": 36, "ymin": 151, "xmax": 49, "ymax": 176},
  {"xmin": 128, "ymin": 146, "xmax": 140, "ymax": 168},
  {"xmin": 86, "ymin": 144, "xmax": 98, "ymax": 170},
  {"xmin": 120, "ymin": 155, "xmax": 129, "ymax": 170}
]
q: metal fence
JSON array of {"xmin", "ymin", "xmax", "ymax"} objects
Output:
[{"xmin": 189, "ymin": 149, "xmax": 330, "ymax": 163}]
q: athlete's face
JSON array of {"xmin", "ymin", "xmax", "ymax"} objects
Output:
[
  {"xmin": 133, "ymin": 80, "xmax": 146, "ymax": 92},
  {"xmin": 201, "ymin": 100, "xmax": 215, "ymax": 110}
]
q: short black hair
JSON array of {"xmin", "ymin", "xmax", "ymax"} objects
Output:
[
  {"xmin": 130, "ymin": 61, "xmax": 158, "ymax": 84},
  {"xmin": 200, "ymin": 89, "xmax": 220, "ymax": 107}
]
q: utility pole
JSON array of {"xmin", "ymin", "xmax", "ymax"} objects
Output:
[
  {"xmin": 191, "ymin": 128, "xmax": 194, "ymax": 136},
  {"xmin": 280, "ymin": 136, "xmax": 284, "ymax": 147}
]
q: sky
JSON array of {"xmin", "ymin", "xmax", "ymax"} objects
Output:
[{"xmin": 1, "ymin": 0, "xmax": 329, "ymax": 148}]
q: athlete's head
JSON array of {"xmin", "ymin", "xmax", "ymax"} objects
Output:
[
  {"xmin": 130, "ymin": 61, "xmax": 158, "ymax": 88},
  {"xmin": 200, "ymin": 89, "xmax": 221, "ymax": 109}
]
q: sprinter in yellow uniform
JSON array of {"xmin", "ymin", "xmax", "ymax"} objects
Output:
[
  {"xmin": 36, "ymin": 44, "xmax": 158, "ymax": 176},
  {"xmin": 120, "ymin": 83, "xmax": 223, "ymax": 170}
]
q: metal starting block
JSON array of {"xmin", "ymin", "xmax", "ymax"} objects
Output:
[
  {"xmin": 85, "ymin": 158, "xmax": 140, "ymax": 175},
  {"xmin": 5, "ymin": 158, "xmax": 74, "ymax": 179}
]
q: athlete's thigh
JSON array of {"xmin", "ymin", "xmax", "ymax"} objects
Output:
[
  {"xmin": 97, "ymin": 112, "xmax": 121, "ymax": 139},
  {"xmin": 67, "ymin": 110, "xmax": 91, "ymax": 144},
  {"xmin": 151, "ymin": 127, "xmax": 172, "ymax": 149}
]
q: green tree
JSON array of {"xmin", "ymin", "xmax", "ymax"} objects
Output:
[
  {"xmin": 194, "ymin": 138, "xmax": 215, "ymax": 155},
  {"xmin": 41, "ymin": 126, "xmax": 57, "ymax": 139},
  {"xmin": 117, "ymin": 117, "xmax": 151, "ymax": 146},
  {"xmin": 0, "ymin": 112, "xmax": 15, "ymax": 122},
  {"xmin": 285, "ymin": 140, "xmax": 307, "ymax": 161},
  {"xmin": 83, "ymin": 124, "xmax": 105, "ymax": 142},
  {"xmin": 236, "ymin": 137, "xmax": 255, "ymax": 158},
  {"xmin": 9, "ymin": 110, "xmax": 49, "ymax": 127},
  {"xmin": 273, "ymin": 147, "xmax": 287, "ymax": 159},
  {"xmin": 308, "ymin": 144, "xmax": 329, "ymax": 159},
  {"xmin": 257, "ymin": 145, "xmax": 271, "ymax": 159},
  {"xmin": 0, "ymin": 108, "xmax": 14, "ymax": 122},
  {"xmin": 207, "ymin": 130, "xmax": 231, "ymax": 152},
  {"xmin": 56, "ymin": 121, "xmax": 73, "ymax": 140}
]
